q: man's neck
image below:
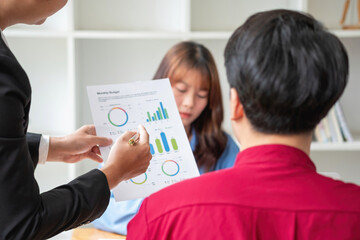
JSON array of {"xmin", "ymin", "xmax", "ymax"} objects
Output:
[{"xmin": 239, "ymin": 128, "xmax": 313, "ymax": 155}]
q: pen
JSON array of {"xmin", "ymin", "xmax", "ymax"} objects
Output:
[{"xmin": 128, "ymin": 132, "xmax": 139, "ymax": 146}]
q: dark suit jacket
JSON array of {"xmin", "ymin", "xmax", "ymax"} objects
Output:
[{"xmin": 0, "ymin": 33, "xmax": 110, "ymax": 239}]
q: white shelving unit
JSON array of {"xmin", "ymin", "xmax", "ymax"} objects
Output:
[{"xmin": 4, "ymin": 0, "xmax": 360, "ymax": 192}]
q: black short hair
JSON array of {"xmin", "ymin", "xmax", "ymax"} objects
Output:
[{"xmin": 224, "ymin": 9, "xmax": 348, "ymax": 134}]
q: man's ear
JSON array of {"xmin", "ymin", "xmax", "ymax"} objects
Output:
[{"xmin": 230, "ymin": 88, "xmax": 244, "ymax": 120}]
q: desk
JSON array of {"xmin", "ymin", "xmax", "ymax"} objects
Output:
[{"xmin": 72, "ymin": 228, "xmax": 126, "ymax": 240}]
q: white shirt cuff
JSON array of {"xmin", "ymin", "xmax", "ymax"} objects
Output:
[{"xmin": 38, "ymin": 135, "xmax": 50, "ymax": 164}]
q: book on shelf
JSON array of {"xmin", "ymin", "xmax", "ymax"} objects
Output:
[
  {"xmin": 328, "ymin": 107, "xmax": 343, "ymax": 143},
  {"xmin": 334, "ymin": 102, "xmax": 354, "ymax": 142},
  {"xmin": 314, "ymin": 121, "xmax": 326, "ymax": 143},
  {"xmin": 321, "ymin": 116, "xmax": 332, "ymax": 142},
  {"xmin": 313, "ymin": 102, "xmax": 353, "ymax": 143}
]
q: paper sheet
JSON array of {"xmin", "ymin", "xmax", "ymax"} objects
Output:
[{"xmin": 87, "ymin": 79, "xmax": 200, "ymax": 201}]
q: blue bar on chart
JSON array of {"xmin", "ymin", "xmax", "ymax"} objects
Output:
[
  {"xmin": 146, "ymin": 102, "xmax": 169, "ymax": 122},
  {"xmin": 160, "ymin": 102, "xmax": 167, "ymax": 119},
  {"xmin": 160, "ymin": 132, "xmax": 170, "ymax": 152},
  {"xmin": 152, "ymin": 131, "xmax": 178, "ymax": 154},
  {"xmin": 149, "ymin": 143, "xmax": 155, "ymax": 155}
]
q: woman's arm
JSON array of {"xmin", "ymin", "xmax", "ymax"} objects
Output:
[{"xmin": 93, "ymin": 196, "xmax": 144, "ymax": 235}]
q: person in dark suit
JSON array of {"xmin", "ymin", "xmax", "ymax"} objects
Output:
[{"xmin": 0, "ymin": 1, "xmax": 152, "ymax": 239}]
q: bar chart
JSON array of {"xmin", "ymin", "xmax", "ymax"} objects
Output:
[
  {"xmin": 150, "ymin": 131, "xmax": 178, "ymax": 155},
  {"xmin": 146, "ymin": 102, "xmax": 169, "ymax": 122}
]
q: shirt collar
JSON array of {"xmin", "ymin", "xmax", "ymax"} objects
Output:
[{"xmin": 235, "ymin": 144, "xmax": 316, "ymax": 171}]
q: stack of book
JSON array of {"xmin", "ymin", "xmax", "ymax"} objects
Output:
[{"xmin": 313, "ymin": 102, "xmax": 353, "ymax": 143}]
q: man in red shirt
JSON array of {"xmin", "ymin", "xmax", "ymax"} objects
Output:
[{"xmin": 127, "ymin": 9, "xmax": 360, "ymax": 239}]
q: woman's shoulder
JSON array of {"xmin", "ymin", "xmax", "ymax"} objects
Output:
[
  {"xmin": 223, "ymin": 131, "xmax": 240, "ymax": 152},
  {"xmin": 214, "ymin": 131, "xmax": 239, "ymax": 170}
]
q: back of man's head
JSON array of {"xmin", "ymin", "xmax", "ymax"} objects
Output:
[{"xmin": 224, "ymin": 9, "xmax": 348, "ymax": 134}]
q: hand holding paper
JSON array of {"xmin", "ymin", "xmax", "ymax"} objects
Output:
[
  {"xmin": 101, "ymin": 125, "xmax": 152, "ymax": 189},
  {"xmin": 47, "ymin": 125, "xmax": 112, "ymax": 163},
  {"xmin": 87, "ymin": 79, "xmax": 199, "ymax": 200}
]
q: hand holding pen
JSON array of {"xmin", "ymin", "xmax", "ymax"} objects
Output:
[
  {"xmin": 101, "ymin": 125, "xmax": 152, "ymax": 189},
  {"xmin": 128, "ymin": 132, "xmax": 139, "ymax": 146}
]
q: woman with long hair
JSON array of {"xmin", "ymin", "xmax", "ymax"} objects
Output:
[{"xmin": 93, "ymin": 41, "xmax": 239, "ymax": 235}]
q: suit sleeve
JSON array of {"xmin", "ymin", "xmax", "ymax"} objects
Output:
[
  {"xmin": 0, "ymin": 45, "xmax": 111, "ymax": 240},
  {"xmin": 26, "ymin": 132, "xmax": 41, "ymax": 168},
  {"xmin": 33, "ymin": 169, "xmax": 110, "ymax": 239}
]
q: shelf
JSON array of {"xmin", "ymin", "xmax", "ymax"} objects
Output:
[
  {"xmin": 191, "ymin": 0, "xmax": 303, "ymax": 31},
  {"xmin": 330, "ymin": 30, "xmax": 360, "ymax": 38},
  {"xmin": 311, "ymin": 141, "xmax": 360, "ymax": 151},
  {"xmin": 5, "ymin": 28, "xmax": 360, "ymax": 40},
  {"xmin": 3, "ymin": 29, "xmax": 68, "ymax": 38},
  {"xmin": 187, "ymin": 31, "xmax": 232, "ymax": 39},
  {"xmin": 311, "ymin": 131, "xmax": 360, "ymax": 151},
  {"xmin": 5, "ymin": 29, "xmax": 230, "ymax": 40},
  {"xmin": 74, "ymin": 31, "xmax": 184, "ymax": 39},
  {"xmin": 74, "ymin": 0, "xmax": 186, "ymax": 32},
  {"xmin": 73, "ymin": 31, "xmax": 232, "ymax": 40}
]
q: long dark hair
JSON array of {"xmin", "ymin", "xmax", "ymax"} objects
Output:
[{"xmin": 153, "ymin": 41, "xmax": 227, "ymax": 172}]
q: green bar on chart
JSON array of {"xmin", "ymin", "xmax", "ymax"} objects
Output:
[
  {"xmin": 155, "ymin": 139, "xmax": 163, "ymax": 153},
  {"xmin": 171, "ymin": 138, "xmax": 178, "ymax": 150},
  {"xmin": 158, "ymin": 107, "xmax": 163, "ymax": 119},
  {"xmin": 165, "ymin": 109, "xmax": 169, "ymax": 119}
]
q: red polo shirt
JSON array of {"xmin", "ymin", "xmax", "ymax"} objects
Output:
[{"xmin": 127, "ymin": 145, "xmax": 360, "ymax": 239}]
